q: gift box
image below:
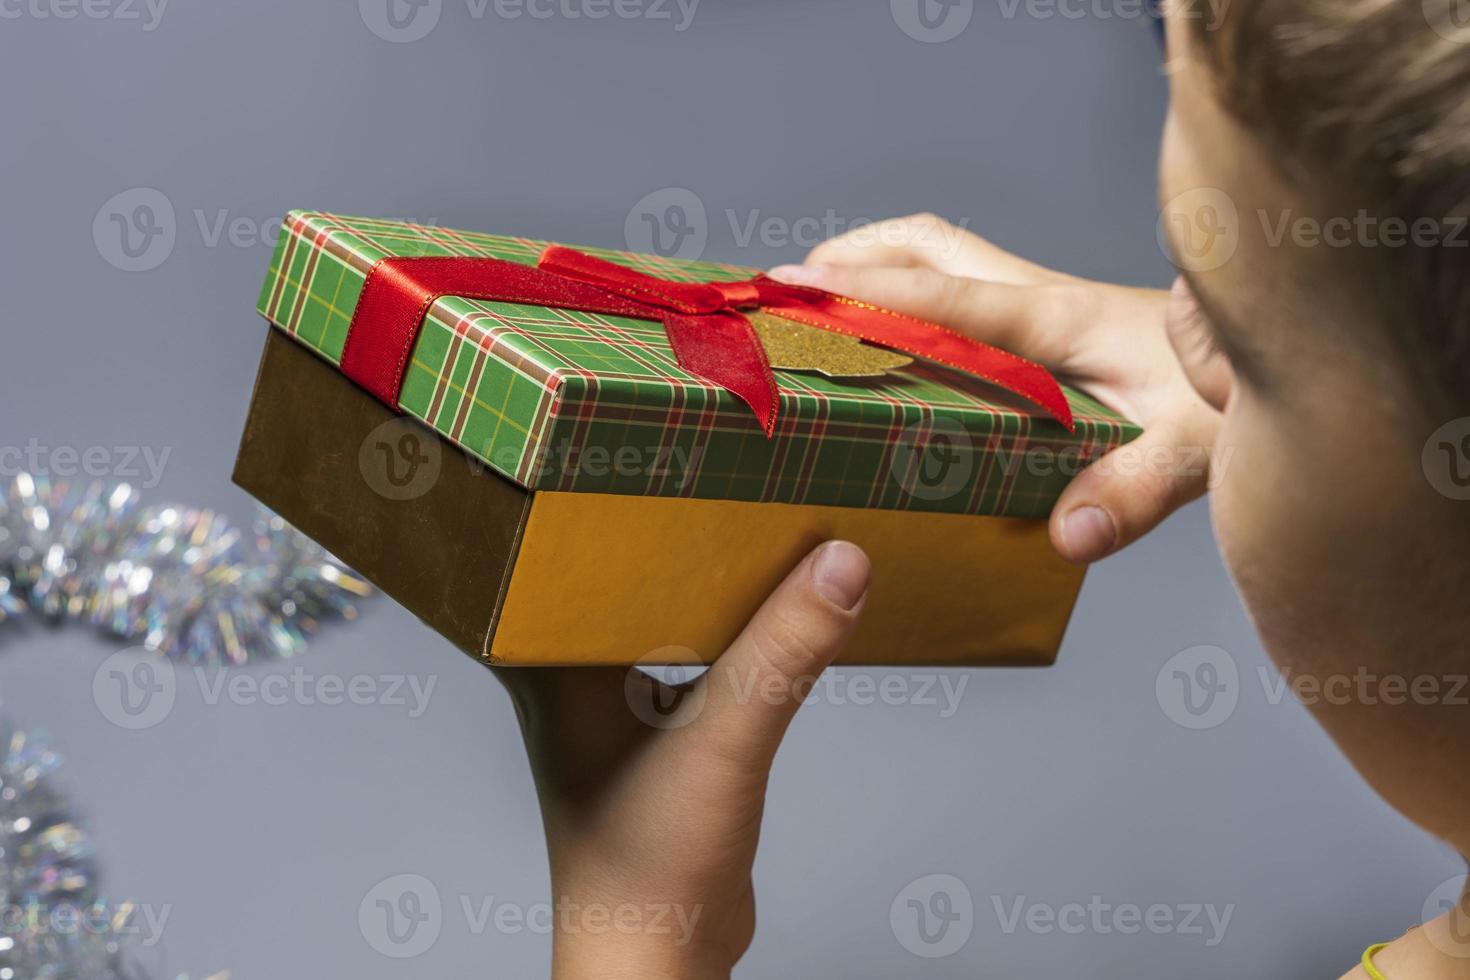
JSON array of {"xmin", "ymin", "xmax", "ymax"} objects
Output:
[{"xmin": 232, "ymin": 211, "xmax": 1139, "ymax": 666}]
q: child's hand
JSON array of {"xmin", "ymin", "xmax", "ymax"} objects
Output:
[
  {"xmin": 771, "ymin": 214, "xmax": 1226, "ymax": 563},
  {"xmin": 493, "ymin": 541, "xmax": 870, "ymax": 980}
]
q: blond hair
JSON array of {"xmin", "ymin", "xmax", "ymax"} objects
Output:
[{"xmin": 1188, "ymin": 0, "xmax": 1470, "ymax": 411}]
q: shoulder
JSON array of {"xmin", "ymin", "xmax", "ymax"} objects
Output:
[{"xmin": 1338, "ymin": 957, "xmax": 1373, "ymax": 980}]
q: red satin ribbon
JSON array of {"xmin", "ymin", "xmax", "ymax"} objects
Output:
[{"xmin": 339, "ymin": 247, "xmax": 1075, "ymax": 436}]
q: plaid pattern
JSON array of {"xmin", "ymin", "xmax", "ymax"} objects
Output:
[{"xmin": 258, "ymin": 211, "xmax": 1140, "ymax": 517}]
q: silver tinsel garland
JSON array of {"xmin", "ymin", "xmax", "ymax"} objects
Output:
[
  {"xmin": 0, "ymin": 473, "xmax": 372, "ymax": 664},
  {"xmin": 0, "ymin": 723, "xmax": 225, "ymax": 979},
  {"xmin": 0, "ymin": 472, "xmax": 374, "ymax": 976}
]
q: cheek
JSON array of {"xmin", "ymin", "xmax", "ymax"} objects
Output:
[
  {"xmin": 1206, "ymin": 393, "xmax": 1410, "ymax": 679},
  {"xmin": 1205, "ymin": 402, "xmax": 1325, "ymax": 673},
  {"xmin": 1208, "ymin": 413, "xmax": 1265, "ymax": 615}
]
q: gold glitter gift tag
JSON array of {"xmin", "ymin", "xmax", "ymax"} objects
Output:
[{"xmin": 748, "ymin": 311, "xmax": 913, "ymax": 379}]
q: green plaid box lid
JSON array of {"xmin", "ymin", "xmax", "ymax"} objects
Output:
[{"xmin": 257, "ymin": 211, "xmax": 1140, "ymax": 518}]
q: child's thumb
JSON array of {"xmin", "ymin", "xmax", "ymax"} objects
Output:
[
  {"xmin": 1050, "ymin": 417, "xmax": 1215, "ymax": 563},
  {"xmin": 696, "ymin": 542, "xmax": 870, "ymax": 771}
]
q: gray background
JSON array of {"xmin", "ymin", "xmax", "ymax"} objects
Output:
[{"xmin": 0, "ymin": 0, "xmax": 1461, "ymax": 977}]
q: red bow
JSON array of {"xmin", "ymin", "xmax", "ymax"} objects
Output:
[{"xmin": 339, "ymin": 247, "xmax": 1074, "ymax": 436}]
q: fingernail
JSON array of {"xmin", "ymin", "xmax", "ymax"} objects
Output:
[
  {"xmin": 1059, "ymin": 506, "xmax": 1117, "ymax": 562},
  {"xmin": 811, "ymin": 540, "xmax": 871, "ymax": 611},
  {"xmin": 768, "ymin": 264, "xmax": 824, "ymax": 286}
]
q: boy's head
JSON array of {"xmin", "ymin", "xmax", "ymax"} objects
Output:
[{"xmin": 1158, "ymin": 1, "xmax": 1469, "ymax": 852}]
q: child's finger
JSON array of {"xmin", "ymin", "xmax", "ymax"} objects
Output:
[
  {"xmin": 767, "ymin": 263, "xmax": 1088, "ymax": 369},
  {"xmin": 1048, "ymin": 409, "xmax": 1218, "ymax": 563},
  {"xmin": 696, "ymin": 542, "xmax": 870, "ymax": 772}
]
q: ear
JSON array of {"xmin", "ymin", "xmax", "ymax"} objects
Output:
[{"xmin": 1164, "ymin": 276, "xmax": 1236, "ymax": 412}]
